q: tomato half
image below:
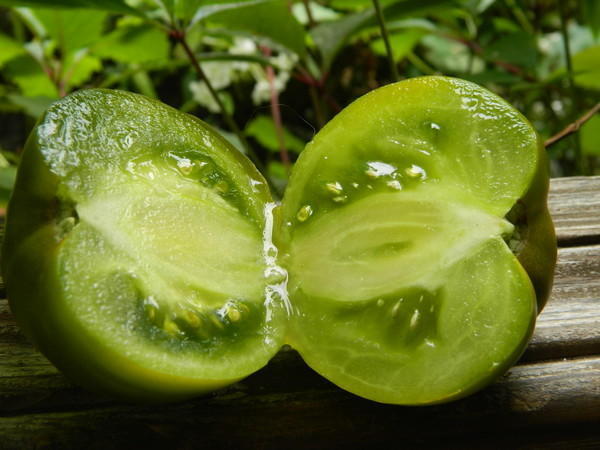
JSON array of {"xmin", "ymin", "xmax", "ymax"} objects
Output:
[
  {"xmin": 279, "ymin": 76, "xmax": 556, "ymax": 405},
  {"xmin": 2, "ymin": 89, "xmax": 288, "ymax": 401},
  {"xmin": 3, "ymin": 77, "xmax": 556, "ymax": 405}
]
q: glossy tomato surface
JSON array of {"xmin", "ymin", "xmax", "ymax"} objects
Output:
[
  {"xmin": 279, "ymin": 76, "xmax": 556, "ymax": 405},
  {"xmin": 2, "ymin": 89, "xmax": 288, "ymax": 401},
  {"xmin": 3, "ymin": 77, "xmax": 556, "ymax": 405}
]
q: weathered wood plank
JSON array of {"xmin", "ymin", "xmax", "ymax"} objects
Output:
[
  {"xmin": 524, "ymin": 244, "xmax": 600, "ymax": 361},
  {"xmin": 549, "ymin": 176, "xmax": 600, "ymax": 246},
  {"xmin": 0, "ymin": 176, "xmax": 598, "ymax": 448},
  {"xmin": 0, "ymin": 356, "xmax": 599, "ymax": 449},
  {"xmin": 1, "ymin": 244, "xmax": 599, "ymax": 415}
]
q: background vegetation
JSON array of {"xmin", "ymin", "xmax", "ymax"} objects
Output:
[{"xmin": 0, "ymin": 0, "xmax": 599, "ymax": 206}]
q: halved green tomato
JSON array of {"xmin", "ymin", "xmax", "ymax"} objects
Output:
[
  {"xmin": 2, "ymin": 90, "xmax": 287, "ymax": 401},
  {"xmin": 280, "ymin": 76, "xmax": 556, "ymax": 405},
  {"xmin": 3, "ymin": 77, "xmax": 556, "ymax": 405}
]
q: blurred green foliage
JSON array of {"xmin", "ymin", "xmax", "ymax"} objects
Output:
[{"xmin": 0, "ymin": 0, "xmax": 599, "ymax": 207}]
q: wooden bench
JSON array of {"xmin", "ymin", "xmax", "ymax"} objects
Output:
[{"xmin": 1, "ymin": 176, "xmax": 599, "ymax": 449}]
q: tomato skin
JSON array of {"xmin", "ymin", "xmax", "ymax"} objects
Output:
[
  {"xmin": 514, "ymin": 141, "xmax": 557, "ymax": 311},
  {"xmin": 2, "ymin": 90, "xmax": 279, "ymax": 402}
]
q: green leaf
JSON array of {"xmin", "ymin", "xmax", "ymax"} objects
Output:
[
  {"xmin": 292, "ymin": 1, "xmax": 341, "ymax": 25},
  {"xmin": 6, "ymin": 94, "xmax": 56, "ymax": 118},
  {"xmin": 464, "ymin": 69, "xmax": 521, "ymax": 84},
  {"xmin": 246, "ymin": 115, "xmax": 304, "ymax": 154},
  {"xmin": 27, "ymin": 8, "xmax": 108, "ymax": 56},
  {"xmin": 584, "ymin": 0, "xmax": 600, "ymax": 38},
  {"xmin": 0, "ymin": 0, "xmax": 140, "ymax": 15},
  {"xmin": 0, "ymin": 166, "xmax": 17, "ymax": 208},
  {"xmin": 311, "ymin": 0, "xmax": 452, "ymax": 71},
  {"xmin": 492, "ymin": 17, "xmax": 520, "ymax": 33},
  {"xmin": 191, "ymin": 0, "xmax": 306, "ymax": 57},
  {"xmin": 93, "ymin": 24, "xmax": 169, "ymax": 64},
  {"xmin": 370, "ymin": 28, "xmax": 425, "ymax": 61},
  {"xmin": 0, "ymin": 33, "xmax": 27, "ymax": 68},
  {"xmin": 3, "ymin": 54, "xmax": 58, "ymax": 97},
  {"xmin": 64, "ymin": 53, "xmax": 102, "ymax": 89},
  {"xmin": 462, "ymin": 0, "xmax": 496, "ymax": 14},
  {"xmin": 484, "ymin": 31, "xmax": 537, "ymax": 69},
  {"xmin": 572, "ymin": 45, "xmax": 600, "ymax": 90},
  {"xmin": 581, "ymin": 114, "xmax": 600, "ymax": 156},
  {"xmin": 193, "ymin": 52, "xmax": 279, "ymax": 68},
  {"xmin": 174, "ymin": 0, "xmax": 203, "ymax": 22},
  {"xmin": 421, "ymin": 34, "xmax": 483, "ymax": 74}
]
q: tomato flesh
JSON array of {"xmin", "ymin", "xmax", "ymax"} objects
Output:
[
  {"xmin": 3, "ymin": 78, "xmax": 555, "ymax": 404},
  {"xmin": 3, "ymin": 90, "xmax": 287, "ymax": 399},
  {"xmin": 280, "ymin": 77, "xmax": 547, "ymax": 404}
]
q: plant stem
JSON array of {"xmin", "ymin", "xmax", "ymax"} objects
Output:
[
  {"xmin": 175, "ymin": 32, "xmax": 260, "ymax": 164},
  {"xmin": 308, "ymin": 84, "xmax": 327, "ymax": 128},
  {"xmin": 407, "ymin": 52, "xmax": 436, "ymax": 75},
  {"xmin": 545, "ymin": 102, "xmax": 600, "ymax": 148},
  {"xmin": 372, "ymin": 0, "xmax": 399, "ymax": 82},
  {"xmin": 504, "ymin": 0, "xmax": 534, "ymax": 34},
  {"xmin": 262, "ymin": 46, "xmax": 291, "ymax": 171},
  {"xmin": 302, "ymin": 0, "xmax": 316, "ymax": 27},
  {"xmin": 558, "ymin": 0, "xmax": 585, "ymax": 174},
  {"xmin": 174, "ymin": 31, "xmax": 284, "ymax": 196}
]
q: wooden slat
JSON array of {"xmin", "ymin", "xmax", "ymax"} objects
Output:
[
  {"xmin": 0, "ymin": 355, "xmax": 599, "ymax": 449},
  {"xmin": 1, "ymin": 243, "xmax": 599, "ymax": 415},
  {"xmin": 523, "ymin": 244, "xmax": 600, "ymax": 361},
  {"xmin": 0, "ymin": 176, "xmax": 599, "ymax": 448},
  {"xmin": 549, "ymin": 176, "xmax": 600, "ymax": 246}
]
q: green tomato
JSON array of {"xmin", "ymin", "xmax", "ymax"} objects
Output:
[
  {"xmin": 279, "ymin": 76, "xmax": 556, "ymax": 405},
  {"xmin": 2, "ymin": 89, "xmax": 287, "ymax": 401},
  {"xmin": 3, "ymin": 77, "xmax": 556, "ymax": 405}
]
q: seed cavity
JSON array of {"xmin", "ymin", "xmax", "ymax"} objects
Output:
[
  {"xmin": 391, "ymin": 300, "xmax": 402, "ymax": 318},
  {"xmin": 226, "ymin": 306, "xmax": 241, "ymax": 322},
  {"xmin": 163, "ymin": 319, "xmax": 183, "ymax": 336},
  {"xmin": 409, "ymin": 309, "xmax": 420, "ymax": 328},
  {"xmin": 214, "ymin": 180, "xmax": 229, "ymax": 194}
]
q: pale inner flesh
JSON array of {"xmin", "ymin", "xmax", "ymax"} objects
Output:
[{"xmin": 289, "ymin": 185, "xmax": 515, "ymax": 303}]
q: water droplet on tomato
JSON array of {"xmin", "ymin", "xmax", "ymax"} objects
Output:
[
  {"xmin": 297, "ymin": 205, "xmax": 313, "ymax": 222},
  {"xmin": 386, "ymin": 180, "xmax": 402, "ymax": 190},
  {"xmin": 405, "ymin": 164, "xmax": 427, "ymax": 179},
  {"xmin": 365, "ymin": 161, "xmax": 397, "ymax": 178},
  {"xmin": 324, "ymin": 181, "xmax": 343, "ymax": 195}
]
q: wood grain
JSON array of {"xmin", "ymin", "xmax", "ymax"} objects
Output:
[
  {"xmin": 549, "ymin": 176, "xmax": 600, "ymax": 246},
  {"xmin": 0, "ymin": 355, "xmax": 599, "ymax": 449},
  {"xmin": 0, "ymin": 176, "xmax": 599, "ymax": 449},
  {"xmin": 524, "ymin": 244, "xmax": 600, "ymax": 361}
]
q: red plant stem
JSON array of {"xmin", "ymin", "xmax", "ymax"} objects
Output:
[
  {"xmin": 261, "ymin": 46, "xmax": 291, "ymax": 170},
  {"xmin": 545, "ymin": 103, "xmax": 600, "ymax": 148}
]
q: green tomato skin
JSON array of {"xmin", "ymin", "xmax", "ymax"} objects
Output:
[
  {"xmin": 2, "ymin": 90, "xmax": 276, "ymax": 402},
  {"xmin": 514, "ymin": 141, "xmax": 557, "ymax": 312}
]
